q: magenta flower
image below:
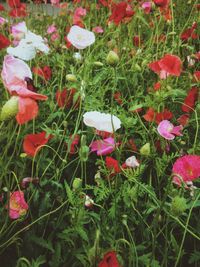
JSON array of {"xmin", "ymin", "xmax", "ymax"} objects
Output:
[
  {"xmin": 172, "ymin": 155, "xmax": 200, "ymax": 186},
  {"xmin": 90, "ymin": 137, "xmax": 116, "ymax": 156},
  {"xmin": 141, "ymin": 2, "xmax": 152, "ymax": 14},
  {"xmin": 157, "ymin": 120, "xmax": 183, "ymax": 140},
  {"xmin": 47, "ymin": 24, "xmax": 57, "ymax": 34},
  {"xmin": 8, "ymin": 191, "xmax": 28, "ymax": 219}
]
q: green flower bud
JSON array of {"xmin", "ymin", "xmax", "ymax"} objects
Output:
[
  {"xmin": 106, "ymin": 51, "xmax": 119, "ymax": 66},
  {"xmin": 66, "ymin": 74, "xmax": 77, "ymax": 82},
  {"xmin": 72, "ymin": 178, "xmax": 82, "ymax": 190},
  {"xmin": 79, "ymin": 145, "xmax": 89, "ymax": 162},
  {"xmin": 93, "ymin": 61, "xmax": 104, "ymax": 67},
  {"xmin": 140, "ymin": 143, "xmax": 150, "ymax": 156},
  {"xmin": 0, "ymin": 96, "xmax": 19, "ymax": 122},
  {"xmin": 134, "ymin": 64, "xmax": 142, "ymax": 72},
  {"xmin": 171, "ymin": 196, "xmax": 187, "ymax": 217}
]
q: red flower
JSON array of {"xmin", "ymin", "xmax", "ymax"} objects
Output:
[
  {"xmin": 127, "ymin": 138, "xmax": 137, "ymax": 152},
  {"xmin": 153, "ymin": 82, "xmax": 161, "ymax": 91},
  {"xmin": 105, "ymin": 157, "xmax": 121, "ymax": 174},
  {"xmin": 32, "ymin": 66, "xmax": 52, "ymax": 81},
  {"xmin": 177, "ymin": 114, "xmax": 189, "ymax": 126},
  {"xmin": 155, "ymin": 109, "xmax": 173, "ymax": 124},
  {"xmin": 99, "ymin": 0, "xmax": 112, "ymax": 7},
  {"xmin": 98, "ymin": 251, "xmax": 122, "ymax": 267},
  {"xmin": 193, "ymin": 71, "xmax": 200, "ymax": 82},
  {"xmin": 133, "ymin": 36, "xmax": 141, "ymax": 47},
  {"xmin": 181, "ymin": 87, "xmax": 199, "ymax": 113},
  {"xmin": 0, "ymin": 4, "xmax": 5, "ymax": 11},
  {"xmin": 149, "ymin": 54, "xmax": 182, "ymax": 79},
  {"xmin": 67, "ymin": 134, "xmax": 80, "ymax": 154},
  {"xmin": 56, "ymin": 88, "xmax": 80, "ymax": 109},
  {"xmin": 0, "ymin": 34, "xmax": 11, "ymax": 49},
  {"xmin": 113, "ymin": 91, "xmax": 123, "ymax": 105},
  {"xmin": 23, "ymin": 132, "xmax": 51, "ymax": 157},
  {"xmin": 143, "ymin": 107, "xmax": 155, "ymax": 122},
  {"xmin": 8, "ymin": 0, "xmax": 27, "ymax": 17},
  {"xmin": 7, "ymin": 0, "xmax": 21, "ymax": 8},
  {"xmin": 153, "ymin": 0, "xmax": 169, "ymax": 9},
  {"xmin": 109, "ymin": 2, "xmax": 134, "ymax": 25},
  {"xmin": 181, "ymin": 22, "xmax": 198, "ymax": 41}
]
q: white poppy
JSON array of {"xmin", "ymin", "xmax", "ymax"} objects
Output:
[
  {"xmin": 83, "ymin": 111, "xmax": 121, "ymax": 133},
  {"xmin": 7, "ymin": 31, "xmax": 49, "ymax": 61},
  {"xmin": 67, "ymin": 25, "xmax": 95, "ymax": 50},
  {"xmin": 125, "ymin": 156, "xmax": 140, "ymax": 168}
]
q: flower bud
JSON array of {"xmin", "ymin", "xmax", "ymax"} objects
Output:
[
  {"xmin": 93, "ymin": 61, "xmax": 104, "ymax": 67},
  {"xmin": 140, "ymin": 143, "xmax": 150, "ymax": 156},
  {"xmin": 79, "ymin": 145, "xmax": 89, "ymax": 162},
  {"xmin": 171, "ymin": 196, "xmax": 187, "ymax": 217},
  {"xmin": 66, "ymin": 74, "xmax": 77, "ymax": 82},
  {"xmin": 106, "ymin": 51, "xmax": 119, "ymax": 66},
  {"xmin": 72, "ymin": 178, "xmax": 82, "ymax": 190},
  {"xmin": 0, "ymin": 96, "xmax": 19, "ymax": 121}
]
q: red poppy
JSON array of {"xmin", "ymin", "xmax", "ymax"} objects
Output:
[
  {"xmin": 23, "ymin": 131, "xmax": 51, "ymax": 157},
  {"xmin": 155, "ymin": 109, "xmax": 173, "ymax": 124},
  {"xmin": 0, "ymin": 4, "xmax": 5, "ymax": 11},
  {"xmin": 143, "ymin": 107, "xmax": 155, "ymax": 122},
  {"xmin": 8, "ymin": 0, "xmax": 27, "ymax": 17},
  {"xmin": 193, "ymin": 71, "xmax": 200, "ymax": 82},
  {"xmin": 98, "ymin": 251, "xmax": 122, "ymax": 267},
  {"xmin": 105, "ymin": 157, "xmax": 121, "ymax": 174},
  {"xmin": 181, "ymin": 87, "xmax": 199, "ymax": 113},
  {"xmin": 32, "ymin": 66, "xmax": 52, "ymax": 81},
  {"xmin": 7, "ymin": 0, "xmax": 21, "ymax": 8},
  {"xmin": 56, "ymin": 88, "xmax": 80, "ymax": 109},
  {"xmin": 149, "ymin": 54, "xmax": 182, "ymax": 79},
  {"xmin": 109, "ymin": 2, "xmax": 134, "ymax": 25},
  {"xmin": 113, "ymin": 91, "xmax": 123, "ymax": 105},
  {"xmin": 133, "ymin": 36, "xmax": 141, "ymax": 47},
  {"xmin": 99, "ymin": 0, "xmax": 112, "ymax": 7},
  {"xmin": 153, "ymin": 82, "xmax": 161, "ymax": 91},
  {"xmin": 153, "ymin": 0, "xmax": 169, "ymax": 9},
  {"xmin": 177, "ymin": 114, "xmax": 189, "ymax": 126},
  {"xmin": 67, "ymin": 134, "xmax": 80, "ymax": 154},
  {"xmin": 181, "ymin": 22, "xmax": 198, "ymax": 41},
  {"xmin": 0, "ymin": 34, "xmax": 11, "ymax": 49}
]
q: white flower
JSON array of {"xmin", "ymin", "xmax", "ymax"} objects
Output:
[
  {"xmin": 83, "ymin": 111, "xmax": 121, "ymax": 133},
  {"xmin": 7, "ymin": 31, "xmax": 49, "ymax": 61},
  {"xmin": 73, "ymin": 52, "xmax": 82, "ymax": 62},
  {"xmin": 125, "ymin": 156, "xmax": 139, "ymax": 168},
  {"xmin": 85, "ymin": 195, "xmax": 94, "ymax": 208},
  {"xmin": 67, "ymin": 25, "xmax": 95, "ymax": 50}
]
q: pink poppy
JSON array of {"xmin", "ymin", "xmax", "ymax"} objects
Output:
[
  {"xmin": 141, "ymin": 2, "xmax": 152, "ymax": 14},
  {"xmin": 92, "ymin": 26, "xmax": 104, "ymax": 33},
  {"xmin": 157, "ymin": 120, "xmax": 183, "ymax": 140},
  {"xmin": 90, "ymin": 137, "xmax": 116, "ymax": 156},
  {"xmin": 1, "ymin": 55, "xmax": 47, "ymax": 124},
  {"xmin": 47, "ymin": 24, "xmax": 57, "ymax": 34},
  {"xmin": 73, "ymin": 7, "xmax": 87, "ymax": 26},
  {"xmin": 9, "ymin": 191, "xmax": 28, "ymax": 219},
  {"xmin": 172, "ymin": 155, "xmax": 200, "ymax": 186}
]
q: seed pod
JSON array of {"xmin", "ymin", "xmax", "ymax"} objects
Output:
[{"xmin": 0, "ymin": 96, "xmax": 19, "ymax": 121}]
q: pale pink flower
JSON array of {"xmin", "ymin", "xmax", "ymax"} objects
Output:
[
  {"xmin": 50, "ymin": 0, "xmax": 60, "ymax": 6},
  {"xmin": 11, "ymin": 21, "xmax": 28, "ymax": 45},
  {"xmin": 51, "ymin": 33, "xmax": 59, "ymax": 41},
  {"xmin": 172, "ymin": 155, "xmax": 200, "ymax": 186},
  {"xmin": 0, "ymin": 17, "xmax": 7, "ymax": 26},
  {"xmin": 9, "ymin": 191, "xmax": 28, "ymax": 219},
  {"xmin": 125, "ymin": 156, "xmax": 139, "ymax": 168},
  {"xmin": 67, "ymin": 25, "xmax": 95, "ymax": 50},
  {"xmin": 90, "ymin": 137, "xmax": 116, "ymax": 156},
  {"xmin": 47, "ymin": 24, "xmax": 57, "ymax": 34},
  {"xmin": 92, "ymin": 26, "xmax": 104, "ymax": 33},
  {"xmin": 157, "ymin": 120, "xmax": 183, "ymax": 140}
]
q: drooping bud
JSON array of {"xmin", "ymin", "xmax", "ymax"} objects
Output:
[
  {"xmin": 0, "ymin": 96, "xmax": 19, "ymax": 121},
  {"xmin": 66, "ymin": 74, "xmax": 77, "ymax": 82},
  {"xmin": 106, "ymin": 51, "xmax": 119, "ymax": 66},
  {"xmin": 140, "ymin": 143, "xmax": 150, "ymax": 156},
  {"xmin": 72, "ymin": 178, "xmax": 82, "ymax": 190},
  {"xmin": 171, "ymin": 196, "xmax": 187, "ymax": 217}
]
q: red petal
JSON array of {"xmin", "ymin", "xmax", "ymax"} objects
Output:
[{"xmin": 16, "ymin": 97, "xmax": 38, "ymax": 125}]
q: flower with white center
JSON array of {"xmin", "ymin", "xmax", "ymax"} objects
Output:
[
  {"xmin": 125, "ymin": 156, "xmax": 140, "ymax": 168},
  {"xmin": 67, "ymin": 25, "xmax": 95, "ymax": 50},
  {"xmin": 83, "ymin": 111, "xmax": 121, "ymax": 133},
  {"xmin": 7, "ymin": 31, "xmax": 49, "ymax": 61}
]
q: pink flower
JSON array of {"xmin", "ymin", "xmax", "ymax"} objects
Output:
[
  {"xmin": 157, "ymin": 120, "xmax": 183, "ymax": 140},
  {"xmin": 47, "ymin": 24, "xmax": 57, "ymax": 34},
  {"xmin": 92, "ymin": 26, "xmax": 104, "ymax": 33},
  {"xmin": 141, "ymin": 2, "xmax": 152, "ymax": 14},
  {"xmin": 0, "ymin": 17, "xmax": 8, "ymax": 26},
  {"xmin": 50, "ymin": 0, "xmax": 60, "ymax": 6},
  {"xmin": 172, "ymin": 155, "xmax": 200, "ymax": 186},
  {"xmin": 11, "ymin": 21, "xmax": 27, "ymax": 45},
  {"xmin": 51, "ymin": 33, "xmax": 59, "ymax": 41},
  {"xmin": 90, "ymin": 137, "xmax": 116, "ymax": 156},
  {"xmin": 73, "ymin": 7, "xmax": 87, "ymax": 26},
  {"xmin": 9, "ymin": 191, "xmax": 28, "ymax": 219},
  {"xmin": 1, "ymin": 55, "xmax": 47, "ymax": 124}
]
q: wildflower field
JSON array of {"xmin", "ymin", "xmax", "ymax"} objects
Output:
[{"xmin": 0, "ymin": 0, "xmax": 200, "ymax": 266}]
